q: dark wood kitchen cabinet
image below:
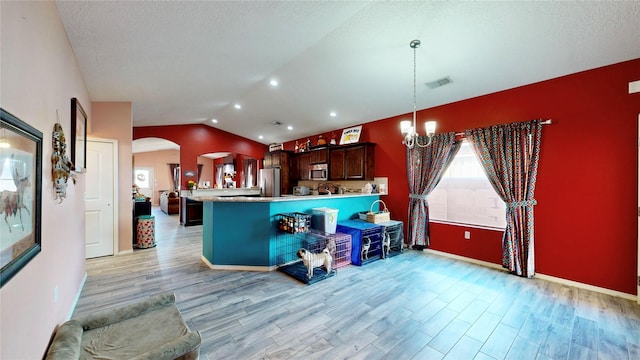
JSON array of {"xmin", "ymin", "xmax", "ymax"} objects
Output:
[
  {"xmin": 263, "ymin": 150, "xmax": 291, "ymax": 169},
  {"xmin": 291, "ymin": 147, "xmax": 327, "ymax": 181},
  {"xmin": 180, "ymin": 196, "xmax": 202, "ymax": 226},
  {"xmin": 329, "ymin": 143, "xmax": 375, "ymax": 180},
  {"xmin": 295, "ymin": 152, "xmax": 310, "ymax": 180},
  {"xmin": 309, "ymin": 147, "xmax": 328, "ymax": 164},
  {"xmin": 263, "ymin": 150, "xmax": 293, "ymax": 194}
]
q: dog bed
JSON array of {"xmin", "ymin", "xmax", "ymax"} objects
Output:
[{"xmin": 278, "ymin": 261, "xmax": 336, "ymax": 285}]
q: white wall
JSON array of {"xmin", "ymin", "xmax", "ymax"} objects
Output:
[{"xmin": 0, "ymin": 2, "xmax": 88, "ymax": 358}]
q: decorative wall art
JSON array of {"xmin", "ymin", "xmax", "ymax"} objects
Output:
[
  {"xmin": 71, "ymin": 98, "xmax": 87, "ymax": 173},
  {"xmin": 0, "ymin": 109, "xmax": 43, "ymax": 288},
  {"xmin": 52, "ymin": 122, "xmax": 75, "ymax": 203},
  {"xmin": 339, "ymin": 125, "xmax": 362, "ymax": 145}
]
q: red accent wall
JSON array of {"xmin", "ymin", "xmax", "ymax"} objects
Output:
[
  {"xmin": 286, "ymin": 59, "xmax": 640, "ymax": 295},
  {"xmin": 133, "ymin": 124, "xmax": 268, "ymax": 188},
  {"xmin": 135, "ymin": 60, "xmax": 639, "ymax": 295},
  {"xmin": 422, "ymin": 59, "xmax": 639, "ymax": 295}
]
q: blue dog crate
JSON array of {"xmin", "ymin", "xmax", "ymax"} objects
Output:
[{"xmin": 336, "ymin": 220, "xmax": 383, "ymax": 266}]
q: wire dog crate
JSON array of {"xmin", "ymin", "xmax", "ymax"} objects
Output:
[
  {"xmin": 274, "ymin": 213, "xmax": 311, "ymax": 265},
  {"xmin": 336, "ymin": 220, "xmax": 384, "ymax": 266},
  {"xmin": 274, "ymin": 214, "xmax": 340, "ymax": 284},
  {"xmin": 377, "ymin": 220, "xmax": 404, "ymax": 259},
  {"xmin": 305, "ymin": 230, "xmax": 352, "ymax": 269}
]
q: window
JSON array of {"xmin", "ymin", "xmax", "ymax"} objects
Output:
[{"xmin": 428, "ymin": 140, "xmax": 506, "ymax": 229}]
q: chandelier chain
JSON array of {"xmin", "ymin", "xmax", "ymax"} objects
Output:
[{"xmin": 402, "ymin": 39, "xmax": 435, "ymax": 149}]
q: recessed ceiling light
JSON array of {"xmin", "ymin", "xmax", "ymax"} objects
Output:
[
  {"xmin": 287, "ymin": 125, "xmax": 293, "ymax": 130},
  {"xmin": 270, "ymin": 79, "xmax": 278, "ymax": 86},
  {"xmin": 258, "ymin": 135, "xmax": 264, "ymax": 140},
  {"xmin": 234, "ymin": 103, "xmax": 242, "ymax": 109},
  {"xmin": 211, "ymin": 118, "xmax": 218, "ymax": 123},
  {"xmin": 330, "ymin": 112, "xmax": 337, "ymax": 117}
]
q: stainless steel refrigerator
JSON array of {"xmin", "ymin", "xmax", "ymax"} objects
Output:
[{"xmin": 259, "ymin": 168, "xmax": 281, "ymax": 197}]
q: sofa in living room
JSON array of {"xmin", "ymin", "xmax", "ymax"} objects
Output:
[{"xmin": 160, "ymin": 191, "xmax": 179, "ymax": 215}]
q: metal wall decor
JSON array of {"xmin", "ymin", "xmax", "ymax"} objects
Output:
[{"xmin": 51, "ymin": 122, "xmax": 75, "ymax": 203}]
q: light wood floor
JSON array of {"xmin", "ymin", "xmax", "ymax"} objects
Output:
[{"xmin": 74, "ymin": 207, "xmax": 640, "ymax": 359}]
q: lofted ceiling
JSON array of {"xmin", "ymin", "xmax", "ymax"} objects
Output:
[{"xmin": 55, "ymin": 1, "xmax": 640, "ymax": 153}]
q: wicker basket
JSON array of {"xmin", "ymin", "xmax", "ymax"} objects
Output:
[{"xmin": 366, "ymin": 200, "xmax": 390, "ymax": 224}]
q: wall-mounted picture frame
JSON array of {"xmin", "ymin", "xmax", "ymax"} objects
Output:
[
  {"xmin": 0, "ymin": 108, "xmax": 43, "ymax": 288},
  {"xmin": 71, "ymin": 97, "xmax": 87, "ymax": 172},
  {"xmin": 339, "ymin": 125, "xmax": 362, "ymax": 145}
]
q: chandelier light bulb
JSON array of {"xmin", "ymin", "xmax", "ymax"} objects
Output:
[{"xmin": 425, "ymin": 121, "xmax": 436, "ymax": 136}]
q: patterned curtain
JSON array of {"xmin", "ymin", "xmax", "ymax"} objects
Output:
[
  {"xmin": 197, "ymin": 164, "xmax": 204, "ymax": 184},
  {"xmin": 465, "ymin": 120, "xmax": 543, "ymax": 278},
  {"xmin": 406, "ymin": 132, "xmax": 460, "ymax": 248},
  {"xmin": 168, "ymin": 163, "xmax": 179, "ymax": 191}
]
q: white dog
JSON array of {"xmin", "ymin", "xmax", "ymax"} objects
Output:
[
  {"xmin": 297, "ymin": 248, "xmax": 332, "ymax": 279},
  {"xmin": 381, "ymin": 232, "xmax": 391, "ymax": 259},
  {"xmin": 361, "ymin": 237, "xmax": 371, "ymax": 261}
]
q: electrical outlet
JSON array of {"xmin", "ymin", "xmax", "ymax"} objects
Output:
[
  {"xmin": 54, "ymin": 286, "xmax": 59, "ymax": 303},
  {"xmin": 464, "ymin": 231, "xmax": 471, "ymax": 240}
]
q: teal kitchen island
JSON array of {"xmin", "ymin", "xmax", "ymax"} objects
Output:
[{"xmin": 193, "ymin": 194, "xmax": 380, "ymax": 270}]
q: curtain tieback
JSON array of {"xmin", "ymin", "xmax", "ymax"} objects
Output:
[
  {"xmin": 409, "ymin": 193, "xmax": 428, "ymax": 200},
  {"xmin": 507, "ymin": 199, "xmax": 537, "ymax": 208}
]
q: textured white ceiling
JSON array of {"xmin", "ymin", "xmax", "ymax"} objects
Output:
[{"xmin": 56, "ymin": 1, "xmax": 640, "ymax": 152}]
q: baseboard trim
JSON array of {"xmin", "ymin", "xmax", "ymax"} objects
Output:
[
  {"xmin": 118, "ymin": 249, "xmax": 134, "ymax": 255},
  {"xmin": 200, "ymin": 255, "xmax": 276, "ymax": 272},
  {"xmin": 67, "ymin": 272, "xmax": 87, "ymax": 320},
  {"xmin": 424, "ymin": 249, "xmax": 637, "ymax": 302},
  {"xmin": 425, "ymin": 249, "xmax": 505, "ymax": 271},
  {"xmin": 534, "ymin": 273, "xmax": 637, "ymax": 302}
]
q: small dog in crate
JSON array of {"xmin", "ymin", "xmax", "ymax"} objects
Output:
[
  {"xmin": 361, "ymin": 236, "xmax": 371, "ymax": 261},
  {"xmin": 381, "ymin": 232, "xmax": 391, "ymax": 259},
  {"xmin": 297, "ymin": 248, "xmax": 332, "ymax": 279},
  {"xmin": 326, "ymin": 238, "xmax": 336, "ymax": 258}
]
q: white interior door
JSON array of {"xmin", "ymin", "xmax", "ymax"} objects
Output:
[
  {"xmin": 85, "ymin": 139, "xmax": 117, "ymax": 258},
  {"xmin": 134, "ymin": 167, "xmax": 154, "ymax": 202}
]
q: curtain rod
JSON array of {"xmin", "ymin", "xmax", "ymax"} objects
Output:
[{"xmin": 454, "ymin": 119, "xmax": 552, "ymax": 136}]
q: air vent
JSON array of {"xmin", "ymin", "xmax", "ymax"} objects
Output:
[{"xmin": 425, "ymin": 76, "xmax": 453, "ymax": 89}]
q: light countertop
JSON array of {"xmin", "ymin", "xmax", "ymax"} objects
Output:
[{"xmin": 190, "ymin": 193, "xmax": 380, "ymax": 203}]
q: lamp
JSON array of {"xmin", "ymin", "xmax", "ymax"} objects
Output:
[{"xmin": 401, "ymin": 39, "xmax": 437, "ymax": 148}]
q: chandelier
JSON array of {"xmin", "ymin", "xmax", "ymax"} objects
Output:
[{"xmin": 400, "ymin": 39, "xmax": 436, "ymax": 148}]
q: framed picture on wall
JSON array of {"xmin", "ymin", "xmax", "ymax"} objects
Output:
[
  {"xmin": 71, "ymin": 97, "xmax": 87, "ymax": 172},
  {"xmin": 339, "ymin": 125, "xmax": 362, "ymax": 145},
  {"xmin": 0, "ymin": 108, "xmax": 43, "ymax": 288}
]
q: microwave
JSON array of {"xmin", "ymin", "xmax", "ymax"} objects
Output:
[{"xmin": 309, "ymin": 164, "xmax": 328, "ymax": 181}]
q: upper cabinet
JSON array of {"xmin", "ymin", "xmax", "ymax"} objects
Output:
[
  {"xmin": 296, "ymin": 152, "xmax": 310, "ymax": 180},
  {"xmin": 309, "ymin": 147, "xmax": 328, "ymax": 164},
  {"xmin": 291, "ymin": 143, "xmax": 375, "ymax": 182},
  {"xmin": 263, "ymin": 150, "xmax": 291, "ymax": 169},
  {"xmin": 263, "ymin": 150, "xmax": 293, "ymax": 194},
  {"xmin": 329, "ymin": 143, "xmax": 375, "ymax": 180}
]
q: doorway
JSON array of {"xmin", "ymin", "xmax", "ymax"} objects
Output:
[
  {"xmin": 85, "ymin": 138, "xmax": 118, "ymax": 258},
  {"xmin": 134, "ymin": 167, "xmax": 154, "ymax": 202}
]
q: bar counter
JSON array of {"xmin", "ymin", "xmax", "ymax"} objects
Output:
[{"xmin": 197, "ymin": 193, "xmax": 381, "ymax": 270}]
